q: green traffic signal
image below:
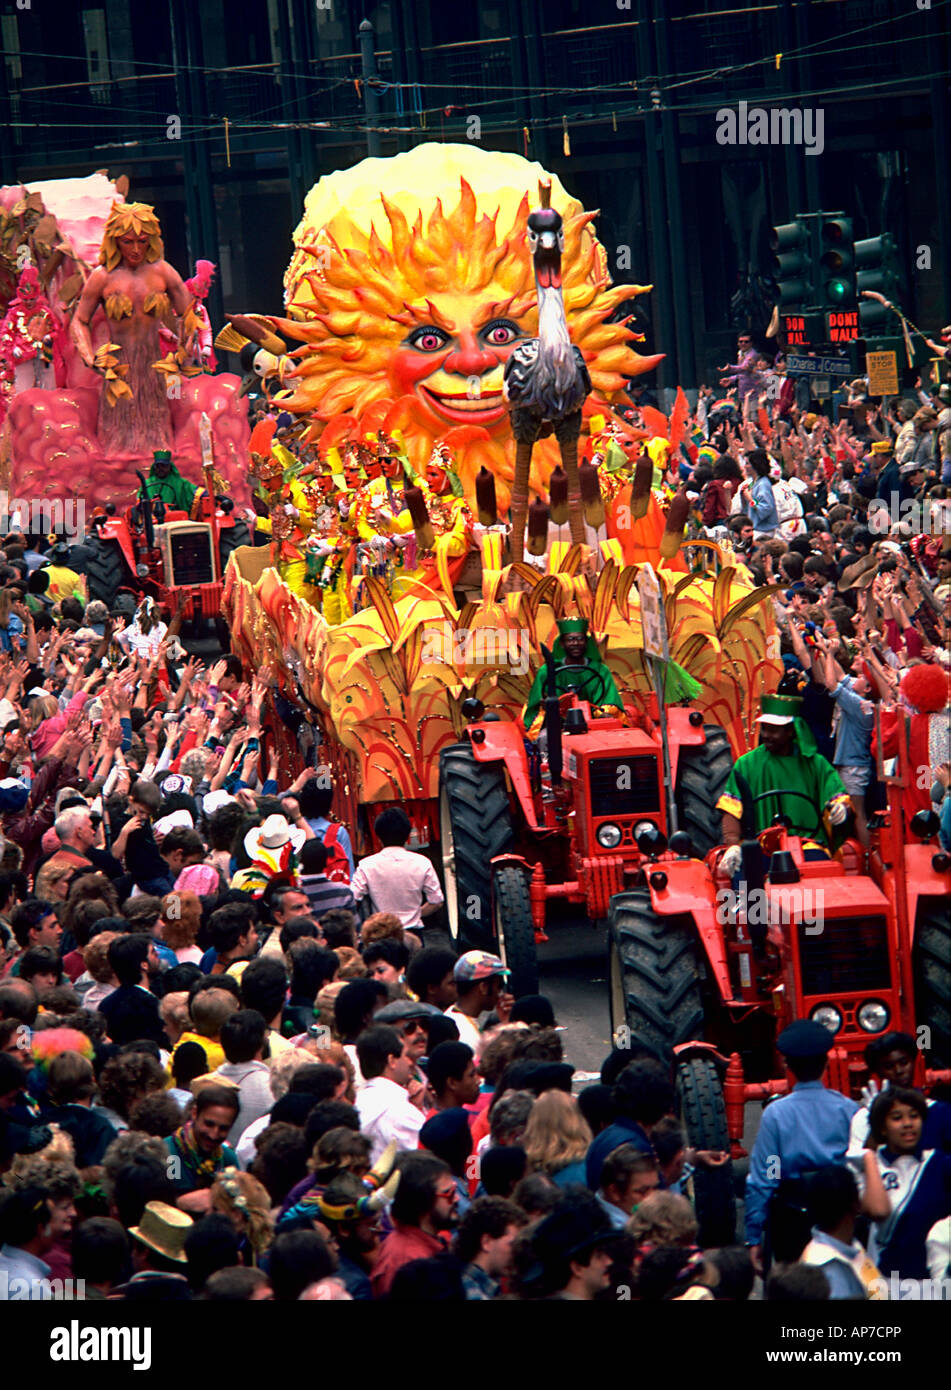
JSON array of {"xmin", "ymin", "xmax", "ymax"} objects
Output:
[{"xmin": 819, "ymin": 214, "xmax": 854, "ymax": 307}]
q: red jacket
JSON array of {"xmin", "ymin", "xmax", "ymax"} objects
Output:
[
  {"xmin": 702, "ymin": 478, "xmax": 733, "ymax": 526},
  {"xmin": 370, "ymin": 1224, "xmax": 446, "ymax": 1298},
  {"xmin": 3, "ymin": 756, "xmax": 78, "ymax": 878}
]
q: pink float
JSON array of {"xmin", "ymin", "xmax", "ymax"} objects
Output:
[{"xmin": 0, "ymin": 173, "xmax": 249, "ymax": 512}]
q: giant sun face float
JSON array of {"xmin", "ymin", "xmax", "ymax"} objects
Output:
[
  {"xmin": 224, "ymin": 145, "xmax": 780, "ymax": 818},
  {"xmin": 271, "ymin": 144, "xmax": 661, "ymax": 513}
]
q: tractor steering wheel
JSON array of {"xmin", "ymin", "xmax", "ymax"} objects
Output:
[
  {"xmin": 557, "ymin": 662, "xmax": 611, "ymax": 708},
  {"xmin": 751, "ymin": 787, "xmax": 823, "ymax": 837}
]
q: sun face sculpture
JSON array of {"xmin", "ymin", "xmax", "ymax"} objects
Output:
[{"xmin": 270, "ymin": 144, "xmax": 662, "ymax": 513}]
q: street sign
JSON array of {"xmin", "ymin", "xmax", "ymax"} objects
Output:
[
  {"xmin": 866, "ymin": 349, "xmax": 899, "ymax": 395},
  {"xmin": 785, "ymin": 355, "xmax": 853, "ymax": 376},
  {"xmin": 825, "ymin": 308, "xmax": 859, "ymax": 343},
  {"xmin": 782, "ymin": 312, "xmax": 822, "ymax": 346},
  {"xmin": 637, "ymin": 563, "xmax": 669, "ymax": 663}
]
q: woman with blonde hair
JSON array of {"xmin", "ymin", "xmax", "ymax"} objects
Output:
[
  {"xmin": 159, "ymin": 889, "xmax": 203, "ymax": 964},
  {"xmin": 211, "ymin": 1167, "xmax": 275, "ymax": 1264},
  {"xmin": 626, "ymin": 1190, "xmax": 699, "ymax": 1249},
  {"xmin": 521, "ymin": 1090, "xmax": 592, "ymax": 1187},
  {"xmin": 34, "ymin": 860, "xmax": 76, "ymax": 903},
  {"xmin": 77, "ymin": 931, "xmax": 120, "ymax": 1009},
  {"xmin": 30, "ymin": 688, "xmax": 90, "ymax": 760}
]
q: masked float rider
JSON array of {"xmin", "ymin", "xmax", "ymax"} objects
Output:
[
  {"xmin": 523, "ymin": 616, "xmax": 623, "ymax": 731},
  {"xmin": 142, "ymin": 448, "xmax": 198, "ymax": 513},
  {"xmin": 716, "ymin": 691, "xmax": 852, "ymax": 873}
]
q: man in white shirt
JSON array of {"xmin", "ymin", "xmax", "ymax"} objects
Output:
[
  {"xmin": 350, "ymin": 808, "xmax": 443, "ymax": 935},
  {"xmin": 355, "ymin": 1024, "xmax": 424, "ymax": 1163}
]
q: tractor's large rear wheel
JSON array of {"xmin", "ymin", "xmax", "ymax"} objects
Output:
[
  {"xmin": 438, "ymin": 743, "xmax": 514, "ymax": 950},
  {"xmin": 675, "ymin": 1057, "xmax": 736, "ymax": 1247},
  {"xmin": 85, "ymin": 534, "xmax": 134, "ymax": 609},
  {"xmin": 675, "ymin": 724, "xmax": 733, "ymax": 857},
  {"xmin": 915, "ymin": 898, "xmax": 951, "ymax": 1067},
  {"xmin": 492, "ymin": 863, "xmax": 538, "ymax": 998},
  {"xmin": 608, "ymin": 889, "xmax": 704, "ymax": 1060}
]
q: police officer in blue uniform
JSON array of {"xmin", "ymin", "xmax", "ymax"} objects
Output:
[{"xmin": 745, "ymin": 1020, "xmax": 859, "ymax": 1272}]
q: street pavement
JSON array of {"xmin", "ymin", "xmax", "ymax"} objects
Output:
[{"xmin": 537, "ymin": 909, "xmax": 613, "ymax": 1078}]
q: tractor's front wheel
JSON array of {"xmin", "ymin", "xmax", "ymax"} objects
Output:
[
  {"xmin": 438, "ymin": 743, "xmax": 514, "ymax": 950},
  {"xmin": 915, "ymin": 898, "xmax": 951, "ymax": 1066},
  {"xmin": 492, "ymin": 863, "xmax": 539, "ymax": 998},
  {"xmin": 675, "ymin": 724, "xmax": 733, "ymax": 857},
  {"xmin": 675, "ymin": 1056, "xmax": 737, "ymax": 1246},
  {"xmin": 608, "ymin": 889, "xmax": 704, "ymax": 1060}
]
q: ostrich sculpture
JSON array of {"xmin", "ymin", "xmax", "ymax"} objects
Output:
[{"xmin": 504, "ymin": 180, "xmax": 591, "ymax": 563}]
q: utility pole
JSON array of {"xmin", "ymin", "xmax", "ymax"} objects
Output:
[{"xmin": 359, "ymin": 20, "xmax": 381, "ymax": 157}]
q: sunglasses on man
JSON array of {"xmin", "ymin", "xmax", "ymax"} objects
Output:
[{"xmin": 399, "ymin": 1020, "xmax": 427, "ymax": 1036}]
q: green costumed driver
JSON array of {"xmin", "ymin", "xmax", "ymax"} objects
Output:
[
  {"xmin": 716, "ymin": 690, "xmax": 852, "ymax": 871},
  {"xmin": 523, "ymin": 616, "xmax": 623, "ymax": 729},
  {"xmin": 143, "ymin": 449, "xmax": 198, "ymax": 513}
]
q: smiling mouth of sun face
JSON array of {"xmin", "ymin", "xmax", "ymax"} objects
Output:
[
  {"xmin": 414, "ymin": 367, "xmax": 509, "ymax": 425},
  {"xmin": 418, "ymin": 382, "xmax": 507, "ymax": 420}
]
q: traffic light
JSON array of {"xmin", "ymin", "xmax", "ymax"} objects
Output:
[
  {"xmin": 856, "ymin": 233, "xmax": 903, "ymax": 330},
  {"xmin": 769, "ymin": 218, "xmax": 812, "ymax": 310},
  {"xmin": 819, "ymin": 215, "xmax": 854, "ymax": 307}
]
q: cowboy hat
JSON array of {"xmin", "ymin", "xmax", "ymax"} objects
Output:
[
  {"xmin": 128, "ymin": 1201, "xmax": 192, "ymax": 1264},
  {"xmin": 244, "ymin": 813, "xmax": 305, "ymax": 860},
  {"xmin": 836, "ymin": 552, "xmax": 879, "ymax": 594}
]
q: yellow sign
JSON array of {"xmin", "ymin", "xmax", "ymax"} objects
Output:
[{"xmin": 866, "ymin": 350, "xmax": 899, "ymax": 396}]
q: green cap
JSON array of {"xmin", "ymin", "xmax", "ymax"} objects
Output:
[
  {"xmin": 557, "ymin": 617, "xmax": 589, "ymax": 636},
  {"xmin": 153, "ymin": 449, "xmax": 172, "ymax": 462},
  {"xmin": 757, "ymin": 693, "xmax": 802, "ymax": 726}
]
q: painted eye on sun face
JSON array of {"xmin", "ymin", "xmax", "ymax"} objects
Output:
[
  {"xmin": 482, "ymin": 319, "xmax": 521, "ymax": 346},
  {"xmin": 406, "ymin": 326, "xmax": 449, "ymax": 353}
]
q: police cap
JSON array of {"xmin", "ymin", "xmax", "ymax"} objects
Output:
[{"xmin": 776, "ymin": 1020, "xmax": 835, "ymax": 1059}]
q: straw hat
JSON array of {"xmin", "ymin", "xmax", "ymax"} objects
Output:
[{"xmin": 128, "ymin": 1201, "xmax": 192, "ymax": 1264}]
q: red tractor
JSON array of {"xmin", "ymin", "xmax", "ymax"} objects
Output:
[
  {"xmin": 437, "ymin": 648, "xmax": 733, "ymax": 998},
  {"xmin": 80, "ymin": 469, "xmax": 250, "ymax": 636},
  {"xmin": 607, "ymin": 709, "xmax": 951, "ymax": 1245}
]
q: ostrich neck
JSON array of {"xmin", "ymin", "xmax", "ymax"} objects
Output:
[{"xmin": 536, "ymin": 279, "xmax": 572, "ymax": 364}]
